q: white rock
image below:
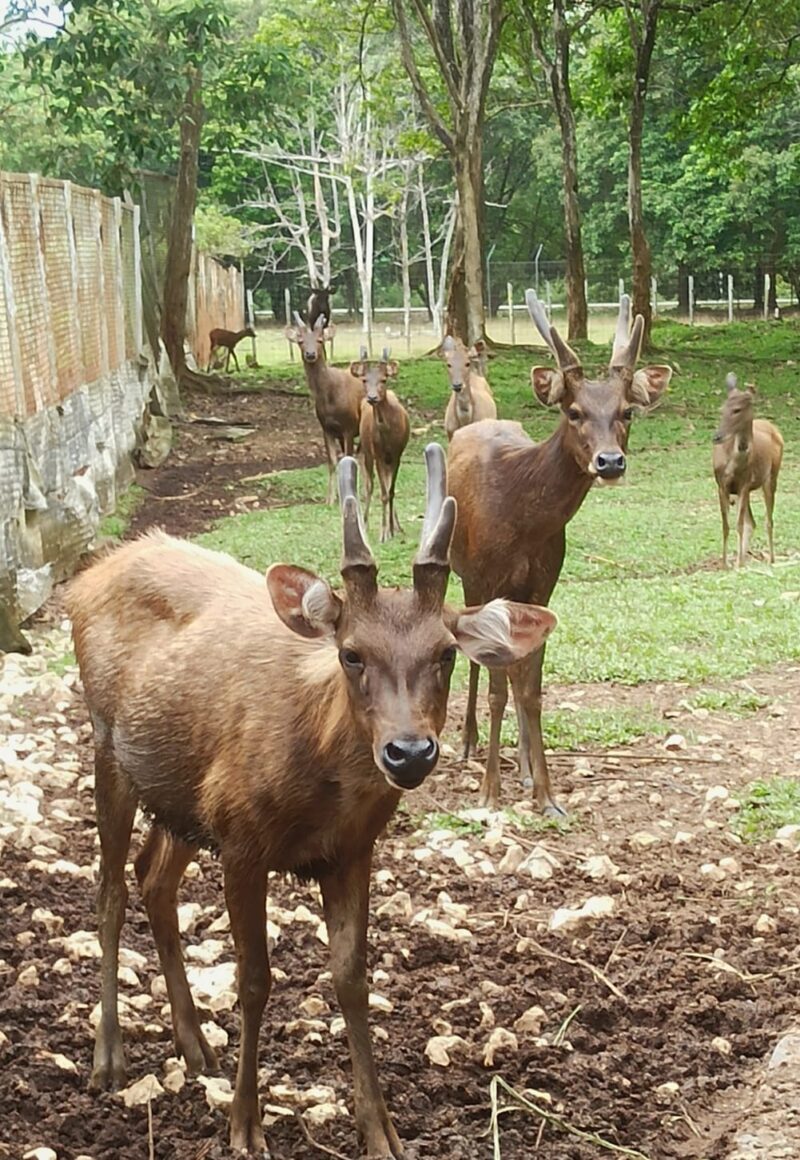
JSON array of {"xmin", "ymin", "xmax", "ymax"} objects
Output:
[
  {"xmin": 775, "ymin": 824, "xmax": 800, "ymax": 844},
  {"xmin": 700, "ymin": 863, "xmax": 727, "ymax": 883},
  {"xmin": 769, "ymin": 1032, "xmax": 800, "ymax": 1069},
  {"xmin": 376, "ymin": 891, "xmax": 413, "ymax": 920},
  {"xmin": 163, "ymin": 1068, "xmax": 186, "ymax": 1093},
  {"xmin": 369, "ymin": 993, "xmax": 394, "ymax": 1013},
  {"xmin": 514, "ymin": 1006, "xmax": 546, "ymax": 1035},
  {"xmin": 424, "ymin": 1034, "xmax": 470, "ymax": 1066},
  {"xmin": 711, "ymin": 1036, "xmax": 732, "ymax": 1056},
  {"xmin": 201, "ymin": 1021, "xmax": 229, "ymax": 1049},
  {"xmin": 549, "ymin": 895, "xmax": 615, "ymax": 934},
  {"xmin": 704, "ymin": 785, "xmax": 729, "ymax": 806},
  {"xmin": 483, "ymin": 1027, "xmax": 518, "ymax": 1067},
  {"xmin": 31, "ymin": 907, "xmax": 63, "ymax": 935},
  {"xmin": 186, "ymin": 961, "xmax": 237, "ymax": 1001},
  {"xmin": 718, "ymin": 856, "xmax": 740, "ymax": 875},
  {"xmin": 664, "ymin": 733, "xmax": 687, "ymax": 751},
  {"xmin": 198, "ymin": 1075, "xmax": 234, "ymax": 1110},
  {"xmin": 177, "ymin": 902, "xmax": 203, "ymax": 934},
  {"xmin": 17, "ymin": 964, "xmax": 40, "ymax": 988},
  {"xmin": 118, "ymin": 1074, "xmax": 165, "ymax": 1107},
  {"xmin": 629, "ymin": 831, "xmax": 659, "ymax": 848},
  {"xmin": 118, "ymin": 947, "xmax": 148, "ymax": 971},
  {"xmin": 44, "ymin": 1051, "xmax": 78, "ymax": 1073},
  {"xmin": 754, "ymin": 913, "xmax": 777, "ymax": 934},
  {"xmin": 673, "ymin": 831, "xmax": 695, "ymax": 845},
  {"xmin": 578, "ymin": 854, "xmax": 620, "ymax": 880},
  {"xmin": 117, "ymin": 966, "xmax": 140, "ymax": 988},
  {"xmin": 23, "ymin": 1149, "xmax": 58, "ymax": 1160},
  {"xmin": 299, "ymin": 996, "xmax": 330, "ymax": 1018},
  {"xmin": 185, "ymin": 939, "xmax": 227, "ymax": 966},
  {"xmin": 478, "ymin": 1002, "xmax": 495, "ymax": 1029},
  {"xmin": 304, "ymin": 1102, "xmax": 348, "ymax": 1126}
]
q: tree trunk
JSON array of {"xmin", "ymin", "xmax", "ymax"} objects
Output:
[
  {"xmin": 677, "ymin": 263, "xmax": 689, "ymax": 315},
  {"xmin": 753, "ymin": 262, "xmax": 764, "ymax": 312},
  {"xmin": 161, "ymin": 67, "xmax": 203, "ymax": 380},
  {"xmin": 551, "ymin": 3, "xmax": 587, "ymax": 340},
  {"xmin": 627, "ymin": 5, "xmax": 659, "ymax": 348},
  {"xmin": 448, "ymin": 140, "xmax": 485, "ymax": 344}
]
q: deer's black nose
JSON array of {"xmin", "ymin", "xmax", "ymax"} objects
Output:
[
  {"xmin": 594, "ymin": 451, "xmax": 626, "ymax": 479},
  {"xmin": 712, "ymin": 430, "xmax": 724, "ymax": 444},
  {"xmin": 382, "ymin": 737, "xmax": 439, "ymax": 788},
  {"xmin": 451, "ymin": 383, "xmax": 463, "ymax": 393},
  {"xmin": 304, "ymin": 351, "xmax": 317, "ymax": 362}
]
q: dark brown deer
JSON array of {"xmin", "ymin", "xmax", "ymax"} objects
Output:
[
  {"xmin": 448, "ymin": 289, "xmax": 672, "ymax": 812},
  {"xmin": 285, "ymin": 312, "xmax": 363, "ymax": 503},
  {"xmin": 442, "ymin": 336, "xmax": 497, "ymax": 440},
  {"xmin": 713, "ymin": 372, "xmax": 783, "ymax": 567},
  {"xmin": 351, "ymin": 347, "xmax": 410, "ymax": 542},
  {"xmin": 208, "ymin": 326, "xmax": 256, "ymax": 373},
  {"xmin": 66, "ymin": 446, "xmax": 557, "ymax": 1158},
  {"xmin": 307, "ymin": 282, "xmax": 336, "ymax": 329}
]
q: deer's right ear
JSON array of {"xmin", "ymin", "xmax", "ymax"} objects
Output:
[
  {"xmin": 267, "ymin": 565, "xmax": 342, "ymax": 639},
  {"xmin": 452, "ymin": 599, "xmax": 558, "ymax": 667},
  {"xmin": 324, "ymin": 323, "xmax": 337, "ymax": 341},
  {"xmin": 349, "ymin": 361, "xmax": 366, "ymax": 378},
  {"xmin": 284, "ymin": 326, "xmax": 300, "ymax": 343},
  {"xmin": 531, "ymin": 367, "xmax": 565, "ymax": 407}
]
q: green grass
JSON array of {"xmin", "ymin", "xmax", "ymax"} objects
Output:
[
  {"xmin": 731, "ymin": 777, "xmax": 800, "ymax": 842},
  {"xmin": 99, "ymin": 483, "xmax": 145, "ymax": 539},
  {"xmin": 477, "ymin": 706, "xmax": 661, "ymax": 750},
  {"xmin": 47, "ymin": 650, "xmax": 76, "ymax": 677},
  {"xmin": 685, "ymin": 687, "xmax": 769, "ymax": 716},
  {"xmin": 196, "ymin": 319, "xmax": 800, "ymax": 689}
]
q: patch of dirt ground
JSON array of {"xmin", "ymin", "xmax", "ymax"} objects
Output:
[{"xmin": 3, "ymin": 383, "xmax": 800, "ymax": 1160}]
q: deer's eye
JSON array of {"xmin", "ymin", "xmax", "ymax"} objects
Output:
[
  {"xmin": 567, "ymin": 408, "xmax": 582, "ymax": 422},
  {"xmin": 340, "ymin": 648, "xmax": 364, "ymax": 673},
  {"xmin": 440, "ymin": 645, "xmax": 457, "ymax": 667},
  {"xmin": 623, "ymin": 407, "xmax": 635, "ymax": 422}
]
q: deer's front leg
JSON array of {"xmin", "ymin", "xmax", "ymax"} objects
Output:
[
  {"xmin": 224, "ymin": 859, "xmax": 270, "ymax": 1156},
  {"xmin": 319, "ymin": 851, "xmax": 403, "ymax": 1159}
]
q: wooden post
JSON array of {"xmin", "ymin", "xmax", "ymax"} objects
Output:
[
  {"xmin": 132, "ymin": 203, "xmax": 143, "ymax": 354},
  {"xmin": 618, "ymin": 277, "xmax": 625, "ymax": 301},
  {"xmin": 763, "ymin": 273, "xmax": 770, "ymax": 321},
  {"xmin": 284, "ymin": 287, "xmax": 294, "ymax": 362},
  {"xmin": 64, "ymin": 182, "xmax": 84, "ymax": 381},
  {"xmin": 0, "ymin": 178, "xmax": 26, "ymax": 416},
  {"xmin": 112, "ymin": 197, "xmax": 127, "ymax": 371},
  {"xmin": 246, "ymin": 288, "xmax": 256, "ymax": 364},
  {"xmin": 94, "ymin": 190, "xmax": 109, "ymax": 380},
  {"xmin": 688, "ymin": 275, "xmax": 694, "ymax": 325},
  {"xmin": 29, "ymin": 174, "xmax": 56, "ymax": 409},
  {"xmin": 507, "ymin": 282, "xmax": 515, "ymax": 345},
  {"xmin": 651, "ymin": 276, "xmax": 658, "ymax": 319},
  {"xmin": 727, "ymin": 274, "xmax": 734, "ymax": 324}
]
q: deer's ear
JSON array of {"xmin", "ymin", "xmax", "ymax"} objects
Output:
[
  {"xmin": 452, "ymin": 599, "xmax": 557, "ymax": 667},
  {"xmin": 442, "ymin": 335, "xmax": 455, "ymax": 354},
  {"xmin": 531, "ymin": 366, "xmax": 565, "ymax": 407},
  {"xmin": 349, "ymin": 361, "xmax": 366, "ymax": 378},
  {"xmin": 630, "ymin": 365, "xmax": 672, "ymax": 408},
  {"xmin": 324, "ymin": 323, "xmax": 336, "ymax": 340},
  {"xmin": 267, "ymin": 565, "xmax": 342, "ymax": 639},
  {"xmin": 284, "ymin": 326, "xmax": 301, "ymax": 343},
  {"xmin": 385, "ymin": 360, "xmax": 399, "ymax": 377}
]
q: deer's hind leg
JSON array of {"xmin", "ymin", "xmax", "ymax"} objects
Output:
[
  {"xmin": 462, "ymin": 661, "xmax": 481, "ymax": 759},
  {"xmin": 479, "ymin": 666, "xmax": 508, "ymax": 808},
  {"xmin": 134, "ymin": 828, "xmax": 218, "ymax": 1076},
  {"xmin": 764, "ymin": 473, "xmax": 778, "ymax": 563},
  {"xmin": 510, "ymin": 646, "xmax": 563, "ymax": 817},
  {"xmin": 90, "ymin": 719, "xmax": 137, "ymax": 1091},
  {"xmin": 737, "ymin": 490, "xmax": 756, "ymax": 566}
]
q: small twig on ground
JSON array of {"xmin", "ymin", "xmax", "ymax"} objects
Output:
[
  {"xmin": 678, "ymin": 1101, "xmax": 703, "ymax": 1138},
  {"xmin": 583, "ymin": 552, "xmax": 633, "ymax": 570},
  {"xmin": 553, "ymin": 1003, "xmax": 583, "ymax": 1046},
  {"xmin": 604, "ymin": 927, "xmax": 630, "ymax": 974},
  {"xmin": 488, "ymin": 1075, "xmax": 652, "ymax": 1159},
  {"xmin": 191, "ymin": 1142, "xmax": 215, "ymax": 1160},
  {"xmin": 295, "ymin": 1112, "xmax": 351, "ymax": 1159},
  {"xmin": 526, "ymin": 940, "xmax": 626, "ymax": 1000},
  {"xmin": 552, "ymin": 749, "xmax": 724, "ymax": 765},
  {"xmin": 684, "ymin": 952, "xmax": 800, "ymax": 985},
  {"xmin": 147, "ymin": 1098, "xmax": 155, "ymax": 1160},
  {"xmin": 154, "ymin": 489, "xmax": 202, "ymax": 502}
]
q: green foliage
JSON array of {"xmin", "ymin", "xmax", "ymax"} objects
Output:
[
  {"xmin": 685, "ymin": 688, "xmax": 769, "ymax": 716},
  {"xmin": 98, "ymin": 484, "xmax": 145, "ymax": 539},
  {"xmin": 732, "ymin": 778, "xmax": 800, "ymax": 842},
  {"xmin": 194, "ymin": 201, "xmax": 255, "ymax": 259}
]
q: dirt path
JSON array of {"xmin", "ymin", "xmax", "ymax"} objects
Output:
[{"xmin": 3, "ymin": 383, "xmax": 800, "ymax": 1160}]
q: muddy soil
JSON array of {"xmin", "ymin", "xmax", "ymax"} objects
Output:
[{"xmin": 2, "ymin": 380, "xmax": 799, "ymax": 1160}]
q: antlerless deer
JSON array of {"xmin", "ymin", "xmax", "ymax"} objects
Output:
[
  {"xmin": 442, "ymin": 335, "xmax": 497, "ymax": 440},
  {"xmin": 351, "ymin": 347, "xmax": 410, "ymax": 542},
  {"xmin": 285, "ymin": 312, "xmax": 363, "ymax": 503},
  {"xmin": 448, "ymin": 289, "xmax": 672, "ymax": 813},
  {"xmin": 208, "ymin": 326, "xmax": 255, "ymax": 373},
  {"xmin": 67, "ymin": 446, "xmax": 556, "ymax": 1158},
  {"xmin": 713, "ymin": 373, "xmax": 783, "ymax": 567}
]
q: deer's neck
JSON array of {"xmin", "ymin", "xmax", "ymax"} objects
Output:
[
  {"xmin": 508, "ymin": 424, "xmax": 594, "ymax": 534},
  {"xmin": 302, "ymin": 353, "xmax": 331, "ymax": 394}
]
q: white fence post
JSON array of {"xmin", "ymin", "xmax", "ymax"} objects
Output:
[
  {"xmin": 132, "ymin": 203, "xmax": 143, "ymax": 353},
  {"xmin": 727, "ymin": 274, "xmax": 734, "ymax": 323},
  {"xmin": 651, "ymin": 276, "xmax": 658, "ymax": 318},
  {"xmin": 763, "ymin": 273, "xmax": 770, "ymax": 321},
  {"xmin": 246, "ymin": 288, "xmax": 256, "ymax": 364},
  {"xmin": 545, "ymin": 280, "xmax": 552, "ymax": 321},
  {"xmin": 618, "ymin": 277, "xmax": 625, "ymax": 301},
  {"xmin": 507, "ymin": 282, "xmax": 515, "ymax": 345},
  {"xmin": 0, "ymin": 179, "xmax": 25, "ymax": 415},
  {"xmin": 284, "ymin": 287, "xmax": 294, "ymax": 362},
  {"xmin": 688, "ymin": 275, "xmax": 694, "ymax": 325}
]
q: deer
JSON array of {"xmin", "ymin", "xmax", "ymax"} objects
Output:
[
  {"xmin": 285, "ymin": 312, "xmax": 364, "ymax": 503},
  {"xmin": 448, "ymin": 289, "xmax": 672, "ymax": 813},
  {"xmin": 712, "ymin": 372, "xmax": 783, "ymax": 567},
  {"xmin": 66, "ymin": 445, "xmax": 557, "ymax": 1158},
  {"xmin": 442, "ymin": 335, "xmax": 497, "ymax": 440},
  {"xmin": 208, "ymin": 326, "xmax": 256, "ymax": 373},
  {"xmin": 306, "ymin": 282, "xmax": 336, "ymax": 330},
  {"xmin": 351, "ymin": 347, "xmax": 410, "ymax": 542}
]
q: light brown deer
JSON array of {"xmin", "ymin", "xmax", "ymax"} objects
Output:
[
  {"xmin": 442, "ymin": 336, "xmax": 497, "ymax": 440},
  {"xmin": 351, "ymin": 347, "xmax": 410, "ymax": 542},
  {"xmin": 713, "ymin": 372, "xmax": 783, "ymax": 567},
  {"xmin": 285, "ymin": 312, "xmax": 364, "ymax": 503},
  {"xmin": 208, "ymin": 326, "xmax": 256, "ymax": 372},
  {"xmin": 448, "ymin": 289, "xmax": 672, "ymax": 813},
  {"xmin": 67, "ymin": 446, "xmax": 556, "ymax": 1158}
]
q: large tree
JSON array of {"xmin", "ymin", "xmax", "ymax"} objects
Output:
[{"xmin": 393, "ymin": 0, "xmax": 504, "ymax": 344}]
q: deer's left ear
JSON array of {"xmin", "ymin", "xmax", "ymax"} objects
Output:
[
  {"xmin": 267, "ymin": 565, "xmax": 342, "ymax": 639},
  {"xmin": 349, "ymin": 361, "xmax": 366, "ymax": 378},
  {"xmin": 451, "ymin": 599, "xmax": 557, "ymax": 667},
  {"xmin": 630, "ymin": 365, "xmax": 672, "ymax": 408},
  {"xmin": 385, "ymin": 360, "xmax": 399, "ymax": 377}
]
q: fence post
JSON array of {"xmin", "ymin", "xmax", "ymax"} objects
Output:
[
  {"xmin": 688, "ymin": 275, "xmax": 694, "ymax": 325},
  {"xmin": 545, "ymin": 280, "xmax": 552, "ymax": 321},
  {"xmin": 132, "ymin": 203, "xmax": 143, "ymax": 354},
  {"xmin": 64, "ymin": 183, "xmax": 85, "ymax": 380},
  {"xmin": 763, "ymin": 273, "xmax": 770, "ymax": 321},
  {"xmin": 93, "ymin": 190, "xmax": 109, "ymax": 381},
  {"xmin": 112, "ymin": 197, "xmax": 127, "ymax": 373},
  {"xmin": 727, "ymin": 274, "xmax": 734, "ymax": 323},
  {"xmin": 0, "ymin": 179, "xmax": 26, "ymax": 415},
  {"xmin": 284, "ymin": 287, "xmax": 294, "ymax": 362},
  {"xmin": 651, "ymin": 276, "xmax": 658, "ymax": 318},
  {"xmin": 507, "ymin": 282, "xmax": 515, "ymax": 345},
  {"xmin": 29, "ymin": 174, "xmax": 56, "ymax": 409},
  {"xmin": 618, "ymin": 277, "xmax": 625, "ymax": 302},
  {"xmin": 246, "ymin": 288, "xmax": 256, "ymax": 364}
]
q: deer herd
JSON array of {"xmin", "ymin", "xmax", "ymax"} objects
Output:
[{"xmin": 71, "ymin": 289, "xmax": 784, "ymax": 1157}]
